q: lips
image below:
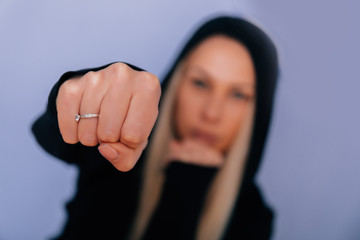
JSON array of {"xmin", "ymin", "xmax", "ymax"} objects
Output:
[{"xmin": 190, "ymin": 129, "xmax": 219, "ymax": 146}]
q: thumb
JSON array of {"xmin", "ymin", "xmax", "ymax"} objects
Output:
[{"xmin": 98, "ymin": 141, "xmax": 145, "ymax": 172}]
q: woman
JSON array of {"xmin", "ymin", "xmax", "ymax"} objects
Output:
[{"xmin": 32, "ymin": 16, "xmax": 279, "ymax": 240}]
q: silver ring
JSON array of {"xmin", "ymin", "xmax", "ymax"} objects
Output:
[{"xmin": 75, "ymin": 113, "xmax": 99, "ymax": 122}]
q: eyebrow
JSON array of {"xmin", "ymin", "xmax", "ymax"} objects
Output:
[{"xmin": 184, "ymin": 65, "xmax": 256, "ymax": 89}]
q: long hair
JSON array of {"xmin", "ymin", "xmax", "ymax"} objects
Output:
[
  {"xmin": 129, "ymin": 15, "xmax": 279, "ymax": 240},
  {"xmin": 129, "ymin": 60, "xmax": 255, "ymax": 240}
]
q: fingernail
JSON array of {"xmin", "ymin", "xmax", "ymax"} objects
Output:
[{"xmin": 98, "ymin": 144, "xmax": 119, "ymax": 161}]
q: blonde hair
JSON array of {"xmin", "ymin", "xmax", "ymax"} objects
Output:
[{"xmin": 129, "ymin": 62, "xmax": 255, "ymax": 240}]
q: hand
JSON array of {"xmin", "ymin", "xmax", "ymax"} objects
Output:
[
  {"xmin": 56, "ymin": 62, "xmax": 161, "ymax": 171},
  {"xmin": 165, "ymin": 139, "xmax": 224, "ymax": 168}
]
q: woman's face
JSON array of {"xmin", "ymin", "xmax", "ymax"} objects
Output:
[{"xmin": 174, "ymin": 35, "xmax": 256, "ymax": 153}]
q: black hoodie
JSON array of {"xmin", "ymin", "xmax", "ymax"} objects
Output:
[{"xmin": 32, "ymin": 15, "xmax": 279, "ymax": 240}]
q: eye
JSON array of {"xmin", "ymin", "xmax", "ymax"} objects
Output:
[
  {"xmin": 231, "ymin": 91, "xmax": 247, "ymax": 100},
  {"xmin": 192, "ymin": 79, "xmax": 207, "ymax": 88}
]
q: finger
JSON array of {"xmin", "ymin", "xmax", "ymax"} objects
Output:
[
  {"xmin": 97, "ymin": 77, "xmax": 132, "ymax": 143},
  {"xmin": 194, "ymin": 142, "xmax": 224, "ymax": 167},
  {"xmin": 166, "ymin": 140, "xmax": 190, "ymax": 163},
  {"xmin": 98, "ymin": 140, "xmax": 147, "ymax": 172},
  {"xmin": 120, "ymin": 73, "xmax": 160, "ymax": 149},
  {"xmin": 57, "ymin": 77, "xmax": 83, "ymax": 144},
  {"xmin": 78, "ymin": 72, "xmax": 107, "ymax": 146},
  {"xmin": 170, "ymin": 139, "xmax": 224, "ymax": 167}
]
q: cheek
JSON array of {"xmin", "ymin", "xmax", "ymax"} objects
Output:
[
  {"xmin": 218, "ymin": 106, "xmax": 247, "ymax": 152},
  {"xmin": 174, "ymin": 87, "xmax": 203, "ymax": 139}
]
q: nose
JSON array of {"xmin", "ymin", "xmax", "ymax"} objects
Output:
[{"xmin": 202, "ymin": 95, "xmax": 223, "ymax": 123}]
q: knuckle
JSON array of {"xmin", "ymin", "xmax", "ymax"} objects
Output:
[
  {"xmin": 83, "ymin": 71, "xmax": 101, "ymax": 87},
  {"xmin": 121, "ymin": 130, "xmax": 144, "ymax": 148},
  {"xmin": 108, "ymin": 64, "xmax": 132, "ymax": 87},
  {"xmin": 58, "ymin": 85, "xmax": 81, "ymax": 110},
  {"xmin": 59, "ymin": 80, "xmax": 77, "ymax": 97},
  {"xmin": 98, "ymin": 130, "xmax": 119, "ymax": 143},
  {"xmin": 83, "ymin": 71, "xmax": 97, "ymax": 81},
  {"xmin": 59, "ymin": 79, "xmax": 72, "ymax": 92},
  {"xmin": 110, "ymin": 62, "xmax": 131, "ymax": 78},
  {"xmin": 79, "ymin": 134, "xmax": 98, "ymax": 146},
  {"xmin": 62, "ymin": 85, "xmax": 80, "ymax": 102},
  {"xmin": 141, "ymin": 72, "xmax": 161, "ymax": 95},
  {"xmin": 62, "ymin": 135, "xmax": 78, "ymax": 144},
  {"xmin": 58, "ymin": 125, "xmax": 78, "ymax": 144}
]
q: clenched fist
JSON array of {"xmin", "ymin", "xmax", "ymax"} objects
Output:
[{"xmin": 56, "ymin": 62, "xmax": 161, "ymax": 171}]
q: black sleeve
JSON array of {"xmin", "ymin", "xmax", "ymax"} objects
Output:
[
  {"xmin": 163, "ymin": 161, "xmax": 218, "ymax": 224},
  {"xmin": 144, "ymin": 161, "xmax": 217, "ymax": 240},
  {"xmin": 224, "ymin": 183, "xmax": 274, "ymax": 240},
  {"xmin": 31, "ymin": 62, "xmax": 144, "ymax": 164}
]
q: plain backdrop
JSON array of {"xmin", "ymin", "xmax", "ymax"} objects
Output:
[{"xmin": 0, "ymin": 0, "xmax": 359, "ymax": 239}]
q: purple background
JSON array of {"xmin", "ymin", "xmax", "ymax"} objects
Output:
[{"xmin": 0, "ymin": 0, "xmax": 359, "ymax": 239}]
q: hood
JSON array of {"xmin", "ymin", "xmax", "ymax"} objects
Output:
[{"xmin": 159, "ymin": 15, "xmax": 279, "ymax": 184}]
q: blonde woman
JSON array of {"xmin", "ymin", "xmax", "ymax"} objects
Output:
[{"xmin": 32, "ymin": 16, "xmax": 279, "ymax": 240}]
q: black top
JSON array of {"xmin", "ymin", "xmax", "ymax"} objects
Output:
[{"xmin": 32, "ymin": 16, "xmax": 278, "ymax": 240}]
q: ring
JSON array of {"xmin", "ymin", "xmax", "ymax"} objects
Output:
[{"xmin": 75, "ymin": 113, "xmax": 99, "ymax": 122}]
